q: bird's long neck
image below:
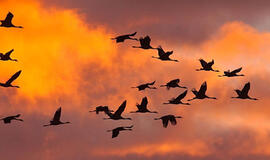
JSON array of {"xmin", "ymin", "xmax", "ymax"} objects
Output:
[
  {"xmin": 15, "ymin": 26, "xmax": 23, "ymax": 28},
  {"xmin": 248, "ymin": 97, "xmax": 258, "ymax": 100},
  {"xmin": 207, "ymin": 96, "xmax": 217, "ymax": 99},
  {"xmin": 11, "ymin": 85, "xmax": 20, "ymax": 88}
]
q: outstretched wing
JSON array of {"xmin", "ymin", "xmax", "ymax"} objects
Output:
[
  {"xmin": 231, "ymin": 67, "xmax": 242, "ymax": 74},
  {"xmin": 13, "ymin": 114, "xmax": 21, "ymax": 118},
  {"xmin": 112, "ymin": 129, "xmax": 120, "ymax": 138},
  {"xmin": 170, "ymin": 117, "xmax": 177, "ymax": 126},
  {"xmin": 191, "ymin": 88, "xmax": 198, "ymax": 96},
  {"xmin": 128, "ymin": 32, "xmax": 137, "ymax": 36},
  {"xmin": 114, "ymin": 100, "xmax": 127, "ymax": 117},
  {"xmin": 199, "ymin": 59, "xmax": 208, "ymax": 68},
  {"xmin": 157, "ymin": 46, "xmax": 165, "ymax": 57},
  {"xmin": 4, "ymin": 49, "xmax": 14, "ymax": 57},
  {"xmin": 4, "ymin": 12, "xmax": 13, "ymax": 23},
  {"xmin": 169, "ymin": 79, "xmax": 180, "ymax": 84},
  {"xmin": 144, "ymin": 36, "xmax": 151, "ymax": 46},
  {"xmin": 147, "ymin": 81, "xmax": 155, "ymax": 85},
  {"xmin": 162, "ymin": 118, "xmax": 169, "ymax": 128},
  {"xmin": 198, "ymin": 81, "xmax": 207, "ymax": 95},
  {"xmin": 5, "ymin": 70, "xmax": 21, "ymax": 85},
  {"xmin": 207, "ymin": 59, "xmax": 214, "ymax": 67},
  {"xmin": 175, "ymin": 90, "xmax": 188, "ymax": 101},
  {"xmin": 241, "ymin": 82, "xmax": 250, "ymax": 95},
  {"xmin": 52, "ymin": 107, "xmax": 61, "ymax": 121},
  {"xmin": 164, "ymin": 51, "xmax": 173, "ymax": 57},
  {"xmin": 140, "ymin": 97, "xmax": 148, "ymax": 110}
]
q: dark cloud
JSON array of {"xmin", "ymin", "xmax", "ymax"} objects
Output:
[{"xmin": 44, "ymin": 0, "xmax": 270, "ymax": 44}]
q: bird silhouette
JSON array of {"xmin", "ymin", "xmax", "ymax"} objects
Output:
[
  {"xmin": 0, "ymin": 114, "xmax": 23, "ymax": 124},
  {"xmin": 111, "ymin": 32, "xmax": 137, "ymax": 43},
  {"xmin": 43, "ymin": 107, "xmax": 70, "ymax": 127},
  {"xmin": 160, "ymin": 79, "xmax": 187, "ymax": 90},
  {"xmin": 232, "ymin": 82, "xmax": 258, "ymax": 100},
  {"xmin": 130, "ymin": 97, "xmax": 158, "ymax": 113},
  {"xmin": 154, "ymin": 115, "xmax": 182, "ymax": 128},
  {"xmin": 132, "ymin": 36, "xmax": 156, "ymax": 49},
  {"xmin": 0, "ymin": 70, "xmax": 21, "ymax": 88},
  {"xmin": 152, "ymin": 46, "xmax": 178, "ymax": 62},
  {"xmin": 0, "ymin": 12, "xmax": 23, "ymax": 28},
  {"xmin": 0, "ymin": 49, "xmax": 17, "ymax": 62},
  {"xmin": 188, "ymin": 81, "xmax": 217, "ymax": 101},
  {"xmin": 104, "ymin": 100, "xmax": 132, "ymax": 120},
  {"xmin": 107, "ymin": 125, "xmax": 133, "ymax": 138},
  {"xmin": 196, "ymin": 59, "xmax": 219, "ymax": 72},
  {"xmin": 219, "ymin": 67, "xmax": 244, "ymax": 77},
  {"xmin": 89, "ymin": 106, "xmax": 114, "ymax": 114},
  {"xmin": 164, "ymin": 90, "xmax": 190, "ymax": 105},
  {"xmin": 131, "ymin": 81, "xmax": 157, "ymax": 91}
]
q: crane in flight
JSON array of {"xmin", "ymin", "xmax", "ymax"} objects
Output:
[
  {"xmin": 232, "ymin": 82, "xmax": 258, "ymax": 100},
  {"xmin": 132, "ymin": 36, "xmax": 156, "ymax": 49},
  {"xmin": 130, "ymin": 97, "xmax": 158, "ymax": 113},
  {"xmin": 132, "ymin": 81, "xmax": 156, "ymax": 91},
  {"xmin": 107, "ymin": 125, "xmax": 133, "ymax": 138},
  {"xmin": 0, "ymin": 114, "xmax": 23, "ymax": 124},
  {"xmin": 164, "ymin": 90, "xmax": 190, "ymax": 105},
  {"xmin": 188, "ymin": 81, "xmax": 217, "ymax": 101},
  {"xmin": 160, "ymin": 79, "xmax": 187, "ymax": 90},
  {"xmin": 0, "ymin": 12, "xmax": 23, "ymax": 28},
  {"xmin": 154, "ymin": 115, "xmax": 182, "ymax": 128},
  {"xmin": 43, "ymin": 107, "xmax": 70, "ymax": 127},
  {"xmin": 219, "ymin": 67, "xmax": 244, "ymax": 77},
  {"xmin": 0, "ymin": 70, "xmax": 21, "ymax": 88},
  {"xmin": 152, "ymin": 46, "xmax": 178, "ymax": 62},
  {"xmin": 103, "ymin": 100, "xmax": 132, "ymax": 120},
  {"xmin": 89, "ymin": 106, "xmax": 113, "ymax": 114},
  {"xmin": 0, "ymin": 49, "xmax": 17, "ymax": 62},
  {"xmin": 196, "ymin": 59, "xmax": 219, "ymax": 72},
  {"xmin": 111, "ymin": 32, "xmax": 137, "ymax": 43}
]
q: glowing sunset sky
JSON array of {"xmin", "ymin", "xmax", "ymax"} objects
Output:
[{"xmin": 1, "ymin": 0, "xmax": 270, "ymax": 159}]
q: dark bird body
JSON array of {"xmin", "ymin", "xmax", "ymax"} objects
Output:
[
  {"xmin": 196, "ymin": 59, "xmax": 219, "ymax": 72},
  {"xmin": 0, "ymin": 12, "xmax": 23, "ymax": 28},
  {"xmin": 232, "ymin": 82, "xmax": 258, "ymax": 100},
  {"xmin": 43, "ymin": 107, "xmax": 70, "ymax": 127},
  {"xmin": 0, "ymin": 49, "xmax": 17, "ymax": 61},
  {"xmin": 219, "ymin": 67, "xmax": 244, "ymax": 77},
  {"xmin": 132, "ymin": 81, "xmax": 156, "ymax": 91},
  {"xmin": 164, "ymin": 90, "xmax": 190, "ymax": 105},
  {"xmin": 89, "ymin": 106, "xmax": 113, "ymax": 114},
  {"xmin": 111, "ymin": 32, "xmax": 137, "ymax": 43},
  {"xmin": 104, "ymin": 100, "xmax": 131, "ymax": 120},
  {"xmin": 152, "ymin": 46, "xmax": 178, "ymax": 62},
  {"xmin": 130, "ymin": 97, "xmax": 157, "ymax": 113},
  {"xmin": 188, "ymin": 81, "xmax": 217, "ymax": 101},
  {"xmin": 0, "ymin": 70, "xmax": 21, "ymax": 88},
  {"xmin": 132, "ymin": 36, "xmax": 155, "ymax": 49},
  {"xmin": 154, "ymin": 115, "xmax": 182, "ymax": 128},
  {"xmin": 160, "ymin": 79, "xmax": 186, "ymax": 89},
  {"xmin": 107, "ymin": 125, "xmax": 133, "ymax": 138},
  {"xmin": 1, "ymin": 114, "xmax": 23, "ymax": 124}
]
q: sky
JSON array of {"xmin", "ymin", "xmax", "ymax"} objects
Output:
[{"xmin": 0, "ymin": 0, "xmax": 270, "ymax": 159}]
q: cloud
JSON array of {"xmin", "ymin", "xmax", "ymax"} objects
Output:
[{"xmin": 1, "ymin": 0, "xmax": 270, "ymax": 160}]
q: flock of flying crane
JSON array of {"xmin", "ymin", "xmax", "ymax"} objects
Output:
[{"xmin": 0, "ymin": 12, "xmax": 258, "ymax": 138}]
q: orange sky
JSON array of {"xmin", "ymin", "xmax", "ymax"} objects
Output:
[{"xmin": 1, "ymin": 0, "xmax": 270, "ymax": 160}]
